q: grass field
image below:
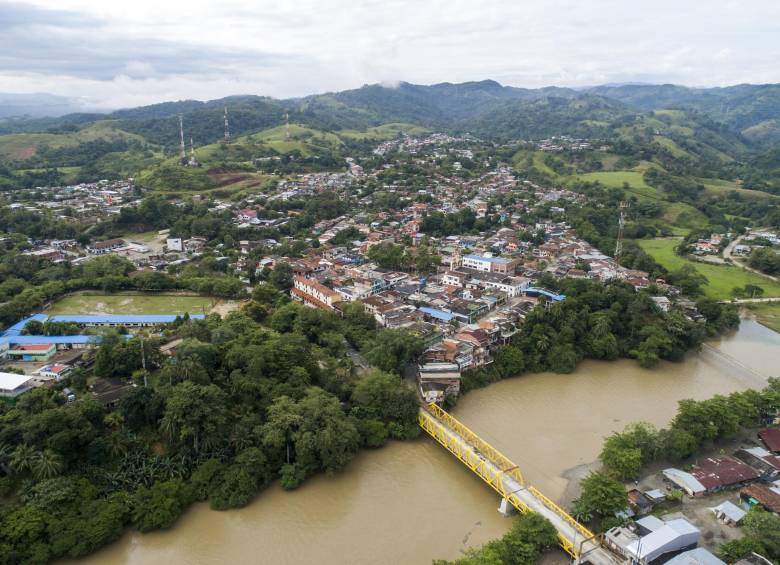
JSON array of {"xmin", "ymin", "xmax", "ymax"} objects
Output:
[
  {"xmin": 47, "ymin": 292, "xmax": 221, "ymax": 315},
  {"xmin": 638, "ymin": 239, "xmax": 780, "ymax": 300},
  {"xmin": 745, "ymin": 303, "xmax": 780, "ymax": 334},
  {"xmin": 0, "ymin": 121, "xmax": 149, "ymax": 161},
  {"xmin": 337, "ymin": 123, "xmax": 430, "ymax": 140}
]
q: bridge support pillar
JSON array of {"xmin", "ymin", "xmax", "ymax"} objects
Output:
[{"xmin": 497, "ymin": 497, "xmax": 514, "ymax": 517}]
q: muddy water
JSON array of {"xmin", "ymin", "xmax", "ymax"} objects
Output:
[{"xmin": 81, "ymin": 321, "xmax": 780, "ymax": 565}]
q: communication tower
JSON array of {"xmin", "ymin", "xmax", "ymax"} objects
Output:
[
  {"xmin": 223, "ymin": 107, "xmax": 231, "ymax": 143},
  {"xmin": 178, "ymin": 114, "xmax": 186, "ymax": 163},
  {"xmin": 188, "ymin": 137, "xmax": 199, "ymax": 167},
  {"xmin": 615, "ymin": 201, "xmax": 630, "ymax": 259}
]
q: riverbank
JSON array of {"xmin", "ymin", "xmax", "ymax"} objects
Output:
[{"xmin": 76, "ymin": 320, "xmax": 779, "ymax": 565}]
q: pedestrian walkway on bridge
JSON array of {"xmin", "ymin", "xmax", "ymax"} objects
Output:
[{"xmin": 418, "ymin": 403, "xmax": 621, "ymax": 565}]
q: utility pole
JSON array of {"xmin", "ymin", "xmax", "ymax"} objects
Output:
[{"xmin": 139, "ymin": 334, "xmax": 147, "ymax": 387}]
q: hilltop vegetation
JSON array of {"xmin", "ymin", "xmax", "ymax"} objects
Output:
[{"xmin": 2, "ymin": 80, "xmax": 780, "ymax": 197}]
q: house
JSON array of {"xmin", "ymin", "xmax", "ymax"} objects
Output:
[
  {"xmin": 759, "ymin": 428, "xmax": 780, "ymax": 452},
  {"xmin": 735, "ymin": 446, "xmax": 780, "ymax": 480},
  {"xmin": 689, "ymin": 456, "xmax": 760, "ymax": 492},
  {"xmin": 237, "ymin": 208, "xmax": 258, "ymax": 222},
  {"xmin": 0, "ymin": 372, "xmax": 34, "ymax": 398},
  {"xmin": 626, "ymin": 518, "xmax": 699, "ymax": 564},
  {"xmin": 605, "ymin": 517, "xmax": 700, "ymax": 564},
  {"xmin": 87, "ymin": 238, "xmax": 125, "ymax": 254},
  {"xmin": 663, "ymin": 468, "xmax": 707, "ymax": 496},
  {"xmin": 35, "ymin": 363, "xmax": 72, "ymax": 381},
  {"xmin": 712, "ymin": 500, "xmax": 746, "ymax": 525},
  {"xmin": 741, "ymin": 483, "xmax": 780, "ymax": 514},
  {"xmin": 418, "ymin": 362, "xmax": 461, "ymax": 402},
  {"xmin": 6, "ymin": 343, "xmax": 57, "ymax": 362},
  {"xmin": 291, "ymin": 276, "xmax": 343, "ymax": 312},
  {"xmin": 166, "ymin": 238, "xmax": 183, "ymax": 252}
]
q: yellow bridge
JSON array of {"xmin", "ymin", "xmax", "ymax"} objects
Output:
[{"xmin": 418, "ymin": 403, "xmax": 619, "ymax": 564}]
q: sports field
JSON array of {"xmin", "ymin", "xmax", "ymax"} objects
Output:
[{"xmin": 46, "ymin": 292, "xmax": 220, "ymax": 315}]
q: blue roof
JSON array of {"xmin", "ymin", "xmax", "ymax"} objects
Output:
[
  {"xmin": 418, "ymin": 306, "xmax": 455, "ymax": 322},
  {"xmin": 1, "ymin": 313, "xmax": 48, "ymax": 337},
  {"xmin": 525, "ymin": 287, "xmax": 566, "ymax": 302},
  {"xmin": 0, "ymin": 335, "xmax": 102, "ymax": 347},
  {"xmin": 49, "ymin": 314, "xmax": 205, "ymax": 324},
  {"xmin": 463, "ymin": 254, "xmax": 511, "ymax": 264}
]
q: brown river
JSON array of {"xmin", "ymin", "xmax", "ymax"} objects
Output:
[{"xmin": 80, "ymin": 320, "xmax": 780, "ymax": 565}]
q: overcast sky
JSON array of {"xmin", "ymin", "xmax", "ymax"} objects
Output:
[{"xmin": 2, "ymin": 0, "xmax": 780, "ymax": 110}]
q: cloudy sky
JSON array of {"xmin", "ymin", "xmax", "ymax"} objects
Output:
[{"xmin": 2, "ymin": 0, "xmax": 780, "ymax": 109}]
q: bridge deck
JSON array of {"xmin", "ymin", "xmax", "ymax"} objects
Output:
[{"xmin": 419, "ymin": 405, "xmax": 620, "ymax": 565}]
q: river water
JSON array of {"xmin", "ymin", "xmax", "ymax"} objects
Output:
[{"xmin": 80, "ymin": 320, "xmax": 780, "ymax": 565}]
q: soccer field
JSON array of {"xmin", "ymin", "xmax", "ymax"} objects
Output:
[{"xmin": 46, "ymin": 292, "xmax": 219, "ymax": 316}]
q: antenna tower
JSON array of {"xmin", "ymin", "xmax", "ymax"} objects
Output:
[
  {"xmin": 223, "ymin": 107, "xmax": 231, "ymax": 143},
  {"xmin": 188, "ymin": 137, "xmax": 199, "ymax": 167},
  {"xmin": 615, "ymin": 201, "xmax": 629, "ymax": 259},
  {"xmin": 285, "ymin": 112, "xmax": 290, "ymax": 140},
  {"xmin": 178, "ymin": 114, "xmax": 186, "ymax": 162}
]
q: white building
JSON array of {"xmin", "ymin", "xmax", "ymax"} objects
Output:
[
  {"xmin": 462, "ymin": 253, "xmax": 514, "ymax": 274},
  {"xmin": 0, "ymin": 372, "xmax": 34, "ymax": 398},
  {"xmin": 166, "ymin": 238, "xmax": 183, "ymax": 252}
]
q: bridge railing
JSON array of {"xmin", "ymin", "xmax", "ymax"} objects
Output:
[
  {"xmin": 528, "ymin": 486, "xmax": 595, "ymax": 541},
  {"xmin": 420, "ymin": 404, "xmax": 601, "ymax": 560},
  {"xmin": 422, "ymin": 403, "xmax": 526, "ymax": 487}
]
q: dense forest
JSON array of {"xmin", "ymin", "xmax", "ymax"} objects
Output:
[{"xmin": 0, "ymin": 288, "xmax": 423, "ymax": 563}]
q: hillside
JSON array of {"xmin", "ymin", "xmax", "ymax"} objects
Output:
[
  {"xmin": 588, "ymin": 83, "xmax": 780, "ymax": 145},
  {"xmin": 1, "ymin": 80, "xmax": 780, "ymax": 194}
]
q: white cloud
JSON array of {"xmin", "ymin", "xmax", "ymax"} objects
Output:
[{"xmin": 1, "ymin": 0, "xmax": 779, "ymax": 107}]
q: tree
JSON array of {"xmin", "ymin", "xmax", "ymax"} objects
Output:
[
  {"xmin": 10, "ymin": 444, "xmax": 36, "ymax": 476},
  {"xmin": 363, "ymin": 329, "xmax": 424, "ymax": 374},
  {"xmin": 351, "ymin": 370, "xmax": 419, "ymax": 439},
  {"xmin": 31, "ymin": 449, "xmax": 63, "ymax": 480},
  {"xmin": 599, "ymin": 443, "xmax": 642, "ymax": 480},
  {"xmin": 743, "ymin": 506, "xmax": 780, "ymax": 558},
  {"xmin": 269, "ymin": 262, "xmax": 294, "ymax": 290},
  {"xmin": 572, "ymin": 472, "xmax": 628, "ymax": 521},
  {"xmin": 131, "ymin": 480, "xmax": 193, "ymax": 532},
  {"xmin": 160, "ymin": 382, "xmax": 228, "ymax": 451}
]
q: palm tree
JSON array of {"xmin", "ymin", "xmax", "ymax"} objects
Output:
[
  {"xmin": 10, "ymin": 444, "xmax": 36, "ymax": 475},
  {"xmin": 107, "ymin": 432, "xmax": 128, "ymax": 458},
  {"xmin": 104, "ymin": 412, "xmax": 124, "ymax": 430},
  {"xmin": 31, "ymin": 449, "xmax": 63, "ymax": 480}
]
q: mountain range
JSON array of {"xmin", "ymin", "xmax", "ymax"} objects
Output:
[{"xmin": 3, "ymin": 80, "xmax": 780, "ymax": 146}]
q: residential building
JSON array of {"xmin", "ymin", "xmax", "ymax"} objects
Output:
[{"xmin": 291, "ymin": 276, "xmax": 343, "ymax": 312}]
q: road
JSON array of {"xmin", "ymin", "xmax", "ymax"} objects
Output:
[{"xmin": 723, "ymin": 235, "xmax": 779, "ymax": 283}]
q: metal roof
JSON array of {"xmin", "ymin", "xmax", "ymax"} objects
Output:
[
  {"xmin": 49, "ymin": 314, "xmax": 205, "ymax": 324},
  {"xmin": 1, "ymin": 313, "xmax": 48, "ymax": 337},
  {"xmin": 665, "ymin": 548, "xmax": 726, "ymax": 565},
  {"xmin": 418, "ymin": 307, "xmax": 455, "ymax": 322},
  {"xmin": 463, "ymin": 254, "xmax": 512, "ymax": 264},
  {"xmin": 0, "ymin": 372, "xmax": 33, "ymax": 391},
  {"xmin": 0, "ymin": 335, "xmax": 101, "ymax": 346}
]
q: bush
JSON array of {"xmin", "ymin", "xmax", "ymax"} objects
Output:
[
  {"xmin": 131, "ymin": 480, "xmax": 193, "ymax": 532},
  {"xmin": 208, "ymin": 466, "xmax": 258, "ymax": 510}
]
